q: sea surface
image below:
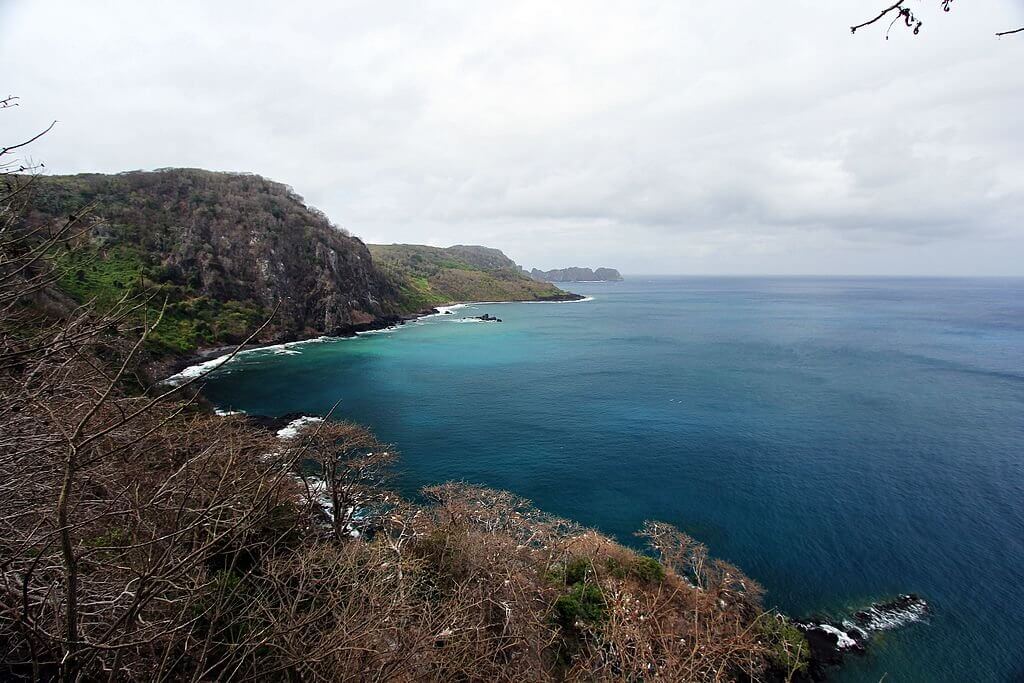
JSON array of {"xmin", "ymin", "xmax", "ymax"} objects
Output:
[{"xmin": 200, "ymin": 277, "xmax": 1024, "ymax": 681}]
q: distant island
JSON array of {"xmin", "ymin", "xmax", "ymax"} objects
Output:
[{"xmin": 528, "ymin": 266, "xmax": 623, "ymax": 283}]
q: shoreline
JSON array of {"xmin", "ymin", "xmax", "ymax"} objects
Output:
[
  {"xmin": 161, "ymin": 289, "xmax": 934, "ymax": 681},
  {"xmin": 155, "ymin": 292, "xmax": 592, "ymax": 386}
]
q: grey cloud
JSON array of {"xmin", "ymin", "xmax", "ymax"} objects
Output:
[{"xmin": 2, "ymin": 0, "xmax": 1023, "ymax": 275}]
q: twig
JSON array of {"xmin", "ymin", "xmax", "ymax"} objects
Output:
[{"xmin": 851, "ymin": 1, "xmax": 905, "ymax": 33}]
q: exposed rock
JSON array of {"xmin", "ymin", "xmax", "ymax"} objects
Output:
[
  {"xmin": 795, "ymin": 594, "xmax": 929, "ymax": 679},
  {"xmin": 594, "ymin": 267, "xmax": 623, "ymax": 281},
  {"xmin": 25, "ymin": 170, "xmax": 403, "ymax": 344},
  {"xmin": 530, "ymin": 266, "xmax": 623, "ymax": 282}
]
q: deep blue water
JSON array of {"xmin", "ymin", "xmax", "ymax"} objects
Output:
[{"xmin": 201, "ymin": 277, "xmax": 1024, "ymax": 681}]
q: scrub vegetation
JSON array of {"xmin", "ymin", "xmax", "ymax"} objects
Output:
[
  {"xmin": 23, "ymin": 169, "xmax": 401, "ymax": 354},
  {"xmin": 0, "ymin": 116, "xmax": 804, "ymax": 682},
  {"xmin": 369, "ymin": 243, "xmax": 575, "ymax": 309}
]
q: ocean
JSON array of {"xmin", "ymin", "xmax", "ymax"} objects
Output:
[{"xmin": 199, "ymin": 277, "xmax": 1024, "ymax": 681}]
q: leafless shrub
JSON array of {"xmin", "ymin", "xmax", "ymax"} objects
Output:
[
  {"xmin": 1, "ymin": 109, "xmax": 781, "ymax": 682},
  {"xmin": 295, "ymin": 419, "xmax": 397, "ymax": 542}
]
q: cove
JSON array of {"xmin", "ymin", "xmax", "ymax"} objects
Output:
[{"xmin": 200, "ymin": 276, "xmax": 1024, "ymax": 682}]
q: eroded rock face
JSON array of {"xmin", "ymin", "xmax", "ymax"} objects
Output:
[{"xmin": 26, "ymin": 169, "xmax": 403, "ymax": 340}]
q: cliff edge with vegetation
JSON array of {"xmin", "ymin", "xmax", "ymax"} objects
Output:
[
  {"xmin": 22, "ymin": 171, "xmax": 583, "ymax": 362},
  {"xmin": 23, "ymin": 169, "xmax": 404, "ymax": 353},
  {"xmin": 2, "ymin": 157, "xmax": 811, "ymax": 681},
  {"xmin": 370, "ymin": 243, "xmax": 581, "ymax": 310}
]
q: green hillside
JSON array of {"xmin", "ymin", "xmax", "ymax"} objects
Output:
[
  {"xmin": 23, "ymin": 170, "xmax": 401, "ymax": 354},
  {"xmin": 369, "ymin": 243, "xmax": 581, "ymax": 311}
]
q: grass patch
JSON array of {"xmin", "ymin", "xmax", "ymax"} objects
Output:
[
  {"xmin": 604, "ymin": 554, "xmax": 667, "ymax": 583},
  {"xmin": 759, "ymin": 614, "xmax": 810, "ymax": 678},
  {"xmin": 54, "ymin": 244, "xmax": 265, "ymax": 354},
  {"xmin": 553, "ymin": 583, "xmax": 608, "ymax": 628}
]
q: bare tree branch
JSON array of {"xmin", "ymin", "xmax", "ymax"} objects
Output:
[
  {"xmin": 0, "ymin": 121, "xmax": 57, "ymax": 158},
  {"xmin": 854, "ymin": 1, "xmax": 1022, "ymax": 38},
  {"xmin": 851, "ymin": 1, "xmax": 907, "ymax": 34}
]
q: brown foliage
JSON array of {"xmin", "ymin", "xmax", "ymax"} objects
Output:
[{"xmin": 1, "ymin": 119, "xmax": 781, "ymax": 682}]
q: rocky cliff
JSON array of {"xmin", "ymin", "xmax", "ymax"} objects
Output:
[
  {"xmin": 24, "ymin": 169, "xmax": 403, "ymax": 352},
  {"xmin": 529, "ymin": 266, "xmax": 623, "ymax": 282}
]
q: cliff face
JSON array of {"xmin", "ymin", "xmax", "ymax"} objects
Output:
[
  {"xmin": 530, "ymin": 266, "xmax": 623, "ymax": 282},
  {"xmin": 369, "ymin": 244, "xmax": 580, "ymax": 310},
  {"xmin": 593, "ymin": 267, "xmax": 623, "ymax": 281},
  {"xmin": 24, "ymin": 169, "xmax": 402, "ymax": 350}
]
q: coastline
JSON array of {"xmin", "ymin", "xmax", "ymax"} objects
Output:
[
  {"xmin": 155, "ymin": 286, "xmax": 939, "ymax": 681},
  {"xmin": 155, "ymin": 292, "xmax": 591, "ymax": 386}
]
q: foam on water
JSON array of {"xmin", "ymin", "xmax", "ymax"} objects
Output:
[
  {"xmin": 430, "ymin": 303, "xmax": 470, "ymax": 316},
  {"xmin": 815, "ymin": 624, "xmax": 859, "ymax": 650},
  {"xmin": 163, "ymin": 355, "xmax": 232, "ymax": 386},
  {"xmin": 271, "ymin": 416, "xmax": 366, "ymax": 539},
  {"xmin": 356, "ymin": 326, "xmax": 399, "ymax": 336},
  {"xmin": 196, "ymin": 277, "xmax": 1024, "ymax": 681},
  {"xmin": 276, "ymin": 416, "xmax": 324, "ymax": 439},
  {"xmin": 162, "ymin": 336, "xmax": 340, "ymax": 386},
  {"xmin": 850, "ymin": 595, "xmax": 930, "ymax": 631},
  {"xmin": 214, "ymin": 408, "xmax": 244, "ymax": 416}
]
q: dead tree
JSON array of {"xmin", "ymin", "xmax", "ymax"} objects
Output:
[{"xmin": 297, "ymin": 420, "xmax": 395, "ymax": 542}]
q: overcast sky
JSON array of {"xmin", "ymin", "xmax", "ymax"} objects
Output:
[{"xmin": 3, "ymin": 1, "xmax": 1023, "ymax": 275}]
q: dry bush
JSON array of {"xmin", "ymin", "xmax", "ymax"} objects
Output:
[
  {"xmin": 295, "ymin": 420, "xmax": 396, "ymax": 543},
  {"xmin": 1, "ymin": 137, "xmax": 307, "ymax": 679},
  {"xmin": 1, "ymin": 117, "xmax": 787, "ymax": 681}
]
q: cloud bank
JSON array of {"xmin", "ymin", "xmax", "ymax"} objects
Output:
[{"xmin": 2, "ymin": 0, "xmax": 1023, "ymax": 274}]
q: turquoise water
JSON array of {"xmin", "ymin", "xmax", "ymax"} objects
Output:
[{"xmin": 201, "ymin": 277, "xmax": 1024, "ymax": 681}]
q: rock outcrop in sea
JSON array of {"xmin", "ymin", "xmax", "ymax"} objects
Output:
[{"xmin": 796, "ymin": 594, "xmax": 929, "ymax": 678}]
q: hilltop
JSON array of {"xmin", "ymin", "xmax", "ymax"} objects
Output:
[
  {"xmin": 22, "ymin": 169, "xmax": 404, "ymax": 353},
  {"xmin": 20, "ymin": 171, "xmax": 581, "ymax": 360},
  {"xmin": 3, "ymin": 168, "xmax": 807, "ymax": 680},
  {"xmin": 369, "ymin": 243, "xmax": 582, "ymax": 310}
]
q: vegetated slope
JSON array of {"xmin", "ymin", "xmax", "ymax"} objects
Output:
[
  {"xmin": 22, "ymin": 169, "xmax": 403, "ymax": 353},
  {"xmin": 1, "ymin": 185, "xmax": 808, "ymax": 680},
  {"xmin": 369, "ymin": 243, "xmax": 580, "ymax": 310},
  {"xmin": 530, "ymin": 266, "xmax": 623, "ymax": 282}
]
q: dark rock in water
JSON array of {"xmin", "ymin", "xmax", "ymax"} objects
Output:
[
  {"xmin": 473, "ymin": 313, "xmax": 502, "ymax": 322},
  {"xmin": 444, "ymin": 310, "xmax": 453, "ymax": 314},
  {"xmin": 795, "ymin": 594, "xmax": 928, "ymax": 679},
  {"xmin": 796, "ymin": 622, "xmax": 865, "ymax": 672},
  {"xmin": 852, "ymin": 593, "xmax": 929, "ymax": 631},
  {"xmin": 535, "ymin": 292, "xmax": 587, "ymax": 301},
  {"xmin": 244, "ymin": 412, "xmax": 314, "ymax": 433}
]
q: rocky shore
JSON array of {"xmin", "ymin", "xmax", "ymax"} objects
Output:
[
  {"xmin": 795, "ymin": 594, "xmax": 929, "ymax": 679},
  {"xmin": 146, "ymin": 311, "xmax": 423, "ymax": 382},
  {"xmin": 150, "ymin": 292, "xmax": 586, "ymax": 383}
]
